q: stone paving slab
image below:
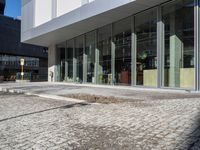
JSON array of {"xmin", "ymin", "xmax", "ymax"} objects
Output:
[{"xmin": 0, "ymin": 91, "xmax": 200, "ymax": 149}]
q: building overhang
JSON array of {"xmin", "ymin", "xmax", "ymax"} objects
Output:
[{"xmin": 21, "ymin": 0, "xmax": 169, "ymax": 47}]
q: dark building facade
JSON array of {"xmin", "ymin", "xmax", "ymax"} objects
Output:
[
  {"xmin": 0, "ymin": 0, "xmax": 5, "ymax": 15},
  {"xmin": 0, "ymin": 15, "xmax": 48, "ymax": 81}
]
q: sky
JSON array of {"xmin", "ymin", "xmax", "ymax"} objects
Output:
[{"xmin": 4, "ymin": 0, "xmax": 21, "ymax": 18}]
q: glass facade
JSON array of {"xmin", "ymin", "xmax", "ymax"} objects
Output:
[
  {"xmin": 162, "ymin": 0, "xmax": 195, "ymax": 89},
  {"xmin": 57, "ymin": 43, "xmax": 66, "ymax": 81},
  {"xmin": 56, "ymin": 0, "xmax": 196, "ymax": 90},
  {"xmin": 135, "ymin": 8, "xmax": 157, "ymax": 87},
  {"xmin": 85, "ymin": 31, "xmax": 96, "ymax": 83},
  {"xmin": 75, "ymin": 35, "xmax": 84, "ymax": 83},
  {"xmin": 66, "ymin": 40, "xmax": 74, "ymax": 82},
  {"xmin": 0, "ymin": 55, "xmax": 39, "ymax": 67},
  {"xmin": 0, "ymin": 54, "xmax": 40, "ymax": 81},
  {"xmin": 97, "ymin": 25, "xmax": 112, "ymax": 84},
  {"xmin": 113, "ymin": 17, "xmax": 132, "ymax": 85}
]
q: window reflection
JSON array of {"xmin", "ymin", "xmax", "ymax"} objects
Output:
[
  {"xmin": 162, "ymin": 0, "xmax": 194, "ymax": 89},
  {"xmin": 66, "ymin": 40, "xmax": 74, "ymax": 82},
  {"xmin": 85, "ymin": 31, "xmax": 96, "ymax": 83},
  {"xmin": 135, "ymin": 8, "xmax": 157, "ymax": 87},
  {"xmin": 113, "ymin": 17, "xmax": 132, "ymax": 85},
  {"xmin": 60, "ymin": 0, "xmax": 195, "ymax": 90},
  {"xmin": 0, "ymin": 54, "xmax": 40, "ymax": 81},
  {"xmin": 75, "ymin": 35, "xmax": 84, "ymax": 83},
  {"xmin": 97, "ymin": 25, "xmax": 112, "ymax": 84},
  {"xmin": 0, "ymin": 54, "xmax": 39, "ymax": 67},
  {"xmin": 57, "ymin": 42, "xmax": 66, "ymax": 81}
]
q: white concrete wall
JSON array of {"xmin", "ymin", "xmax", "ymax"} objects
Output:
[
  {"xmin": 89, "ymin": 0, "xmax": 95, "ymax": 3},
  {"xmin": 22, "ymin": 0, "xmax": 96, "ymax": 29},
  {"xmin": 35, "ymin": 0, "xmax": 52, "ymax": 27},
  {"xmin": 57, "ymin": 0, "xmax": 96, "ymax": 17},
  {"xmin": 82, "ymin": 0, "xmax": 95, "ymax": 5},
  {"xmin": 57, "ymin": 0, "xmax": 82, "ymax": 17},
  {"xmin": 21, "ymin": 0, "xmax": 34, "ymax": 32}
]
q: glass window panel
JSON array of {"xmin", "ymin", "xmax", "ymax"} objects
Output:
[
  {"xmin": 97, "ymin": 25, "xmax": 111, "ymax": 84},
  {"xmin": 113, "ymin": 17, "xmax": 132, "ymax": 85},
  {"xmin": 135, "ymin": 8, "xmax": 157, "ymax": 87},
  {"xmin": 57, "ymin": 42, "xmax": 66, "ymax": 81},
  {"xmin": 66, "ymin": 39, "xmax": 74, "ymax": 82},
  {"xmin": 75, "ymin": 35, "xmax": 84, "ymax": 82},
  {"xmin": 85, "ymin": 31, "xmax": 96, "ymax": 83},
  {"xmin": 162, "ymin": 0, "xmax": 194, "ymax": 89}
]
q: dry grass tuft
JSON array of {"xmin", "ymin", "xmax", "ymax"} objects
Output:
[{"xmin": 65, "ymin": 94, "xmax": 125, "ymax": 104}]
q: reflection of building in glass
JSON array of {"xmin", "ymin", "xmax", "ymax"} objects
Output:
[
  {"xmin": 0, "ymin": 14, "xmax": 48, "ymax": 81},
  {"xmin": 0, "ymin": 0, "xmax": 5, "ymax": 15},
  {"xmin": 0, "ymin": 55, "xmax": 39, "ymax": 67},
  {"xmin": 22, "ymin": 0, "xmax": 198, "ymax": 90},
  {"xmin": 0, "ymin": 55, "xmax": 41, "ymax": 81}
]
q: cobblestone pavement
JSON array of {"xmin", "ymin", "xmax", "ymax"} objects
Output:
[{"xmin": 1, "ymin": 92, "xmax": 200, "ymax": 150}]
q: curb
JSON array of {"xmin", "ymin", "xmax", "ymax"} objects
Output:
[
  {"xmin": 0, "ymin": 87, "xmax": 86, "ymax": 103},
  {"xmin": 51, "ymin": 82, "xmax": 194, "ymax": 93}
]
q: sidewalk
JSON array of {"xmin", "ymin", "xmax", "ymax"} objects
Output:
[
  {"xmin": 0, "ymin": 82, "xmax": 200, "ymax": 102},
  {"xmin": 1, "ymin": 84, "xmax": 200, "ymax": 149}
]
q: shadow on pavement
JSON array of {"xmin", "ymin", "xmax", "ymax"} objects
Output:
[
  {"xmin": 0, "ymin": 102, "xmax": 89, "ymax": 123},
  {"xmin": 179, "ymin": 111, "xmax": 200, "ymax": 150},
  {"xmin": 187, "ymin": 114, "xmax": 200, "ymax": 150}
]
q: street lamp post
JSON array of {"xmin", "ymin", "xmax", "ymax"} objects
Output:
[{"xmin": 20, "ymin": 58, "xmax": 25, "ymax": 81}]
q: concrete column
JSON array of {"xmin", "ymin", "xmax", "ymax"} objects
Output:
[
  {"xmin": 48, "ymin": 45, "xmax": 59, "ymax": 82},
  {"xmin": 65, "ymin": 47, "xmax": 68, "ymax": 81},
  {"xmin": 73, "ymin": 58, "xmax": 77, "ymax": 82},
  {"xmin": 83, "ymin": 36, "xmax": 87, "ymax": 83},
  {"xmin": 83, "ymin": 54, "xmax": 87, "ymax": 83},
  {"xmin": 95, "ymin": 48, "xmax": 99, "ymax": 84},
  {"xmin": 111, "ymin": 24, "xmax": 115, "ymax": 85},
  {"xmin": 131, "ymin": 16, "xmax": 136, "ymax": 86},
  {"xmin": 56, "ymin": 47, "xmax": 61, "ymax": 82},
  {"xmin": 169, "ymin": 14, "xmax": 183, "ymax": 87},
  {"xmin": 196, "ymin": 2, "xmax": 200, "ymax": 91},
  {"xmin": 73, "ymin": 42, "xmax": 77, "ymax": 82},
  {"xmin": 157, "ymin": 6, "xmax": 164, "ymax": 88},
  {"xmin": 111, "ymin": 41, "xmax": 115, "ymax": 85},
  {"xmin": 94, "ymin": 30, "xmax": 98, "ymax": 84}
]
